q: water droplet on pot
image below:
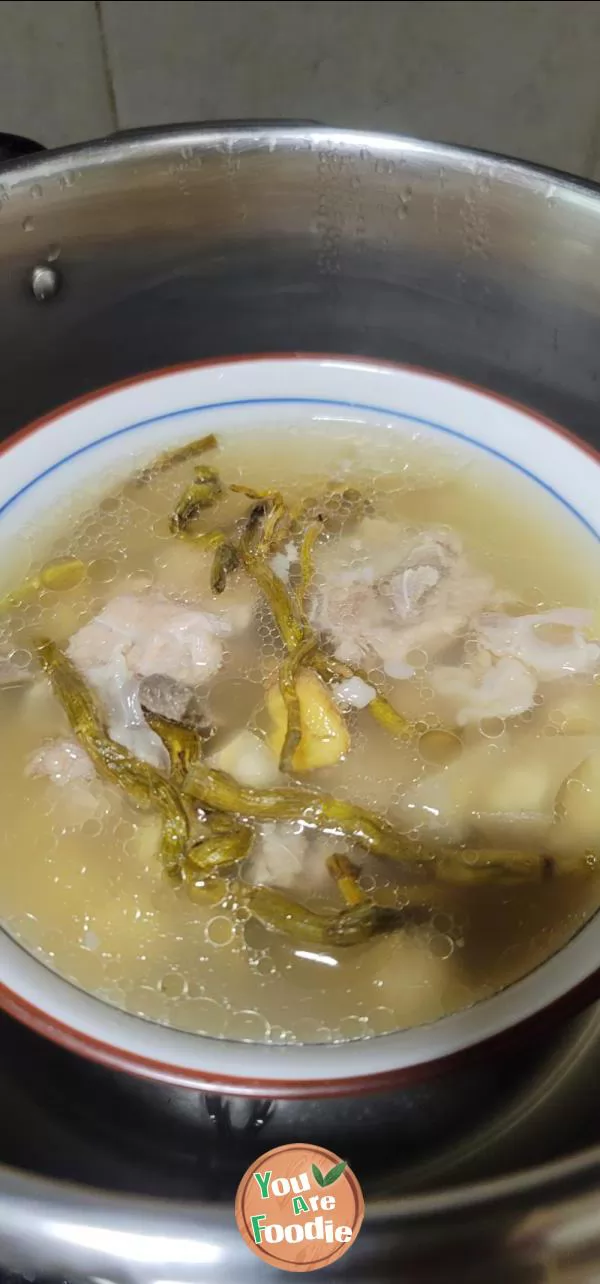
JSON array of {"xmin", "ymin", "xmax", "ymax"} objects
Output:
[
  {"xmin": 22, "ymin": 215, "xmax": 34, "ymax": 232},
  {"xmin": 31, "ymin": 264, "xmax": 60, "ymax": 301}
]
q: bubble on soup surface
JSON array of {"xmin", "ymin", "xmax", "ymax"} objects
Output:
[
  {"xmin": 81, "ymin": 817, "xmax": 103, "ymax": 838},
  {"xmin": 124, "ymin": 985, "xmax": 170, "ymax": 1021},
  {"xmin": 292, "ymin": 1016, "xmax": 326, "ymax": 1042},
  {"xmin": 340, "ymin": 1014, "xmax": 372, "ymax": 1038},
  {"xmin": 161, "ymin": 970, "xmax": 189, "ymax": 998},
  {"xmin": 266, "ymin": 1025, "xmax": 288, "ymax": 1043},
  {"xmin": 205, "ymin": 915, "xmax": 235, "ymax": 947},
  {"xmin": 368, "ymin": 1005, "xmax": 396, "ymax": 1034},
  {"xmin": 480, "ymin": 716, "xmax": 505, "ymax": 739},
  {"xmin": 429, "ymin": 933, "xmax": 455, "ymax": 960},
  {"xmin": 225, "ymin": 1008, "xmax": 270, "ymax": 1041},
  {"xmin": 87, "ymin": 557, "xmax": 119, "ymax": 584},
  {"xmin": 175, "ymin": 997, "xmax": 228, "ymax": 1035}
]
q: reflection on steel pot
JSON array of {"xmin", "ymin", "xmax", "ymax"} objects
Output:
[{"xmin": 2, "ymin": 123, "xmax": 600, "ymax": 1280}]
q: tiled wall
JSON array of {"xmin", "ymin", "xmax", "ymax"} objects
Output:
[{"xmin": 2, "ymin": 0, "xmax": 600, "ymax": 178}]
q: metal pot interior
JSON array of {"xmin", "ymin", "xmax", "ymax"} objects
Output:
[{"xmin": 2, "ymin": 123, "xmax": 600, "ymax": 1277}]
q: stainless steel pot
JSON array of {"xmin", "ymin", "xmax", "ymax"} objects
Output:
[{"xmin": 3, "ymin": 122, "xmax": 600, "ymax": 1280}]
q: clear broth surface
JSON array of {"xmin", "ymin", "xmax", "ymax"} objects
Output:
[{"xmin": 1, "ymin": 420, "xmax": 599, "ymax": 1045}]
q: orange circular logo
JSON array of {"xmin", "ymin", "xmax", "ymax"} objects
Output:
[{"xmin": 235, "ymin": 1143, "xmax": 364, "ymax": 1272}]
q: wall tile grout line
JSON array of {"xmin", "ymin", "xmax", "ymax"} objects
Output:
[
  {"xmin": 94, "ymin": 0, "xmax": 119, "ymax": 133},
  {"xmin": 0, "ymin": 1, "xmax": 114, "ymax": 148},
  {"xmin": 581, "ymin": 100, "xmax": 600, "ymax": 183}
]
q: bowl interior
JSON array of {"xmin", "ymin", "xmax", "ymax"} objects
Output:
[{"xmin": 1, "ymin": 353, "xmax": 599, "ymax": 1092}]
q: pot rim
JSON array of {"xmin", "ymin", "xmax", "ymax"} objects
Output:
[{"xmin": 0, "ymin": 121, "xmax": 598, "ymax": 201}]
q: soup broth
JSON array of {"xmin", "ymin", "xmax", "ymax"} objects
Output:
[{"xmin": 1, "ymin": 420, "xmax": 599, "ymax": 1045}]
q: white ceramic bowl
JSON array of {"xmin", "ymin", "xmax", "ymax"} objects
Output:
[{"xmin": 1, "ymin": 354, "xmax": 599, "ymax": 1098}]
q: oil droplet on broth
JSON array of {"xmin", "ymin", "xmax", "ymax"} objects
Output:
[
  {"xmin": 41, "ymin": 557, "xmax": 86, "ymax": 591},
  {"xmin": 418, "ymin": 729, "xmax": 462, "ymax": 766}
]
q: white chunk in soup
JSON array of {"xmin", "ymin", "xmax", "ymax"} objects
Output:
[{"xmin": 1, "ymin": 420, "xmax": 600, "ymax": 1044}]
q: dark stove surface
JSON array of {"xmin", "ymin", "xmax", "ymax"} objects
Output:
[
  {"xmin": 2, "ymin": 1000, "xmax": 600, "ymax": 1205},
  {"xmin": 1, "ymin": 1000, "xmax": 600, "ymax": 1284}
]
